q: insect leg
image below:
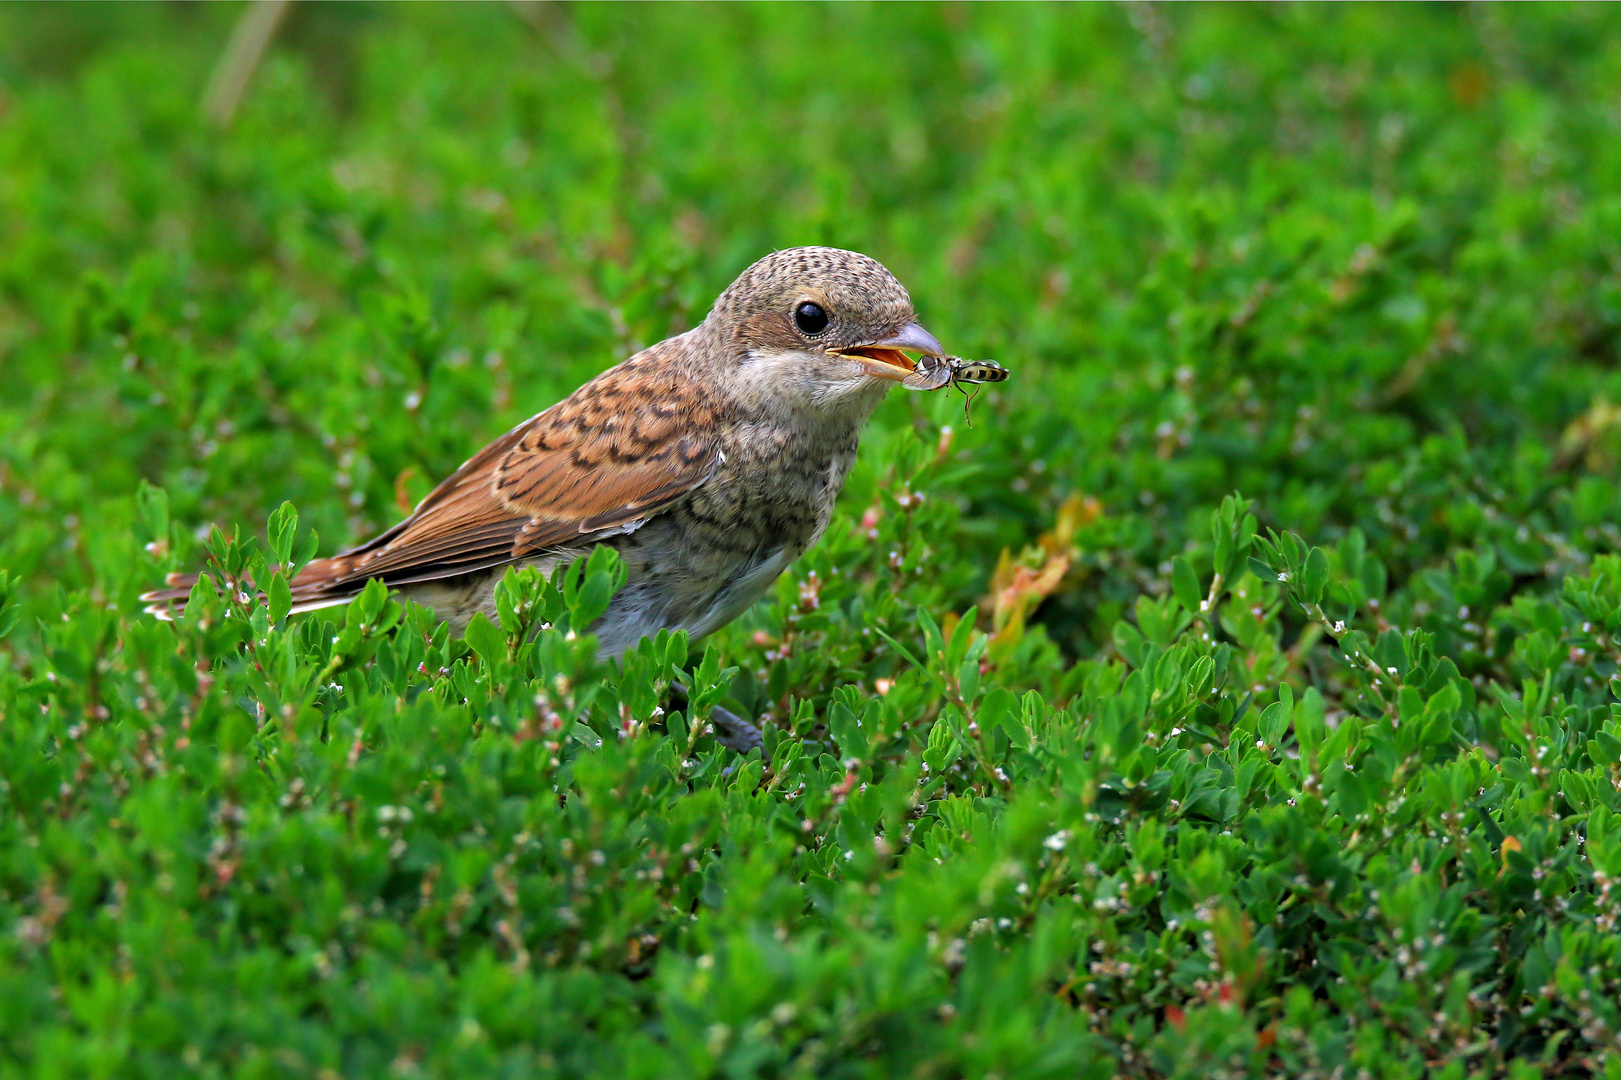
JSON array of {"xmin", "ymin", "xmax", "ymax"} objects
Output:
[{"xmin": 950, "ymin": 369, "xmax": 981, "ymax": 428}]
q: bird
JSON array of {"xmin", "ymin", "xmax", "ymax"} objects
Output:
[{"xmin": 142, "ymin": 247, "xmax": 953, "ymax": 748}]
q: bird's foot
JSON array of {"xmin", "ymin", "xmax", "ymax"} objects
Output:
[
  {"xmin": 709, "ymin": 702, "xmax": 764, "ymax": 756},
  {"xmin": 668, "ymin": 682, "xmax": 766, "ymax": 759}
]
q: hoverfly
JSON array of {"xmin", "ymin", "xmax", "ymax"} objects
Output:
[{"xmin": 904, "ymin": 355, "xmax": 1010, "ymax": 425}]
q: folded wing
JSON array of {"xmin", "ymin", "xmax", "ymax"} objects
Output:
[{"xmin": 141, "ymin": 340, "xmax": 720, "ymax": 618}]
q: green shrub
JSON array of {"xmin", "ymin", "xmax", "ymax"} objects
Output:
[{"xmin": 4, "ymin": 5, "xmax": 1621, "ymax": 1077}]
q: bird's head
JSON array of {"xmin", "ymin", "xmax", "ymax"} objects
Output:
[{"xmin": 706, "ymin": 247, "xmax": 945, "ymax": 415}]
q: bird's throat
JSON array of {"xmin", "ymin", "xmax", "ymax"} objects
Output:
[{"xmin": 733, "ymin": 348, "xmax": 891, "ymax": 422}]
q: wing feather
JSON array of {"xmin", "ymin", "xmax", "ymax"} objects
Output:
[{"xmin": 141, "ymin": 335, "xmax": 722, "ymax": 616}]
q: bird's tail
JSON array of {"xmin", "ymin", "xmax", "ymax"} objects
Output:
[{"xmin": 139, "ymin": 557, "xmax": 361, "ymax": 621}]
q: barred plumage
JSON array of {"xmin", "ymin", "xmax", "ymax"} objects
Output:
[{"xmin": 142, "ymin": 248, "xmax": 957, "ymax": 660}]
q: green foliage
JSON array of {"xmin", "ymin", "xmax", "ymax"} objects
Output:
[{"xmin": 5, "ymin": 4, "xmax": 1621, "ymax": 1077}]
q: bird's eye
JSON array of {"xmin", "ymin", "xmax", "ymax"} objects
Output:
[{"xmin": 794, "ymin": 301, "xmax": 829, "ymax": 336}]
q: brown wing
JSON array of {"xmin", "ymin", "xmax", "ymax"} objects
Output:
[{"xmin": 141, "ymin": 337, "xmax": 722, "ymax": 616}]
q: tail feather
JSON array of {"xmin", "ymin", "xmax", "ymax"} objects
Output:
[{"xmin": 139, "ymin": 556, "xmax": 362, "ymax": 620}]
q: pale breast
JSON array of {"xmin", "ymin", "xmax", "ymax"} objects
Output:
[
  {"xmin": 589, "ymin": 417, "xmax": 863, "ymax": 655},
  {"xmin": 401, "ymin": 412, "xmax": 870, "ymax": 659}
]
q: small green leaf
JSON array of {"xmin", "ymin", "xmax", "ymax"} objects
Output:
[
  {"xmin": 355, "ymin": 577, "xmax": 388, "ymax": 626},
  {"xmin": 0, "ymin": 571, "xmax": 18, "ymax": 642},
  {"xmin": 945, "ymin": 605, "xmax": 977, "ymax": 667},
  {"xmin": 565, "ymin": 546, "xmax": 625, "ymax": 629},
  {"xmin": 917, "ymin": 607, "xmax": 946, "ymax": 663},
  {"xmin": 1112, "ymin": 619, "xmax": 1146, "ymax": 668},
  {"xmin": 267, "ymin": 501, "xmax": 298, "ymax": 569},
  {"xmin": 267, "ymin": 571, "xmax": 292, "ymax": 625},
  {"xmin": 219, "ymin": 711, "xmax": 254, "ymax": 755},
  {"xmin": 1171, "ymin": 555, "xmax": 1202, "ymax": 613},
  {"xmin": 291, "ymin": 528, "xmax": 319, "ymax": 580},
  {"xmin": 1185, "ymin": 654, "xmax": 1215, "ymax": 702},
  {"xmin": 1300, "ymin": 546, "xmax": 1329, "ymax": 606},
  {"xmin": 828, "ymin": 702, "xmax": 869, "ymax": 760},
  {"xmin": 1212, "ymin": 531, "xmax": 1234, "ymax": 581},
  {"xmin": 1259, "ymin": 699, "xmax": 1289, "ymax": 747},
  {"xmin": 1296, "ymin": 686, "xmax": 1326, "ymax": 762},
  {"xmin": 464, "ymin": 612, "xmax": 506, "ymax": 668},
  {"xmin": 664, "ymin": 629, "xmax": 690, "ymax": 670},
  {"xmin": 136, "ymin": 479, "xmax": 169, "ymax": 545},
  {"xmin": 978, "ymin": 687, "xmax": 1020, "ymax": 744},
  {"xmin": 185, "ymin": 573, "xmax": 222, "ymax": 624}
]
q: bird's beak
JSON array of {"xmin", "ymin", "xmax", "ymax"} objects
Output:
[{"xmin": 832, "ymin": 322, "xmax": 945, "ymax": 382}]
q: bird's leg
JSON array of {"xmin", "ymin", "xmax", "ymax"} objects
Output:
[{"xmin": 667, "ymin": 681, "xmax": 765, "ymax": 758}]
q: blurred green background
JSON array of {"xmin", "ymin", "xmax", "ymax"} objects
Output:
[
  {"xmin": 8, "ymin": 5, "xmax": 1621, "ymax": 1076},
  {"xmin": 5, "ymin": 2, "xmax": 1621, "ymax": 656}
]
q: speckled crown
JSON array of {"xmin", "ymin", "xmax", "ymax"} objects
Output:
[{"xmin": 708, "ymin": 247, "xmax": 915, "ymax": 335}]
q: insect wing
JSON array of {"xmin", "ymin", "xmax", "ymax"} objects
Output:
[{"xmin": 904, "ymin": 355, "xmax": 956, "ymax": 391}]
